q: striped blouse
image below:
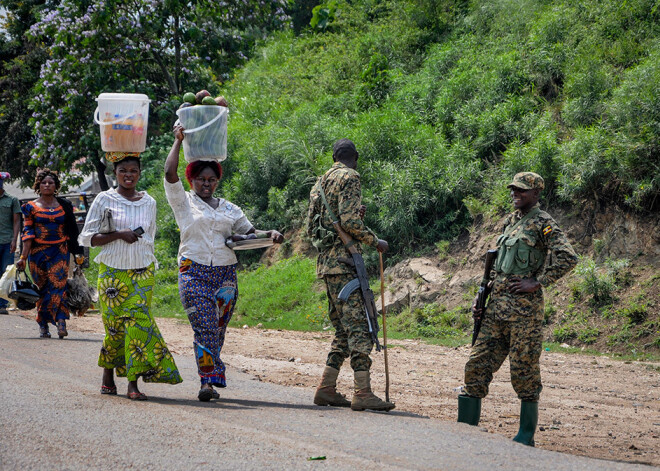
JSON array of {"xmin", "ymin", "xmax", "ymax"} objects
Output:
[{"xmin": 78, "ymin": 188, "xmax": 158, "ymax": 270}]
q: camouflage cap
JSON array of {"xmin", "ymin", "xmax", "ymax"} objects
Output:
[{"xmin": 507, "ymin": 172, "xmax": 544, "ymax": 190}]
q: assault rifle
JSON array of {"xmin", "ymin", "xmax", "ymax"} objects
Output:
[
  {"xmin": 334, "ymin": 223, "xmax": 381, "ymax": 352},
  {"xmin": 472, "ymin": 249, "xmax": 498, "ymax": 346}
]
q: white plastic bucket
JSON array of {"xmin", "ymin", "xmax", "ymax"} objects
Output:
[
  {"xmin": 94, "ymin": 93, "xmax": 150, "ymax": 152},
  {"xmin": 175, "ymin": 105, "xmax": 228, "ymax": 162}
]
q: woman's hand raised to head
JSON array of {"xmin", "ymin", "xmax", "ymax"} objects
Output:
[
  {"xmin": 165, "ymin": 124, "xmax": 185, "ymax": 183},
  {"xmin": 173, "ymin": 124, "xmax": 185, "ymax": 142}
]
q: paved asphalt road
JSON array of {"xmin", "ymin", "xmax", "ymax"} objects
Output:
[{"xmin": 0, "ymin": 314, "xmax": 654, "ymax": 470}]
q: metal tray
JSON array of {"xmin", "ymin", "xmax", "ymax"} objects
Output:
[{"xmin": 226, "ymin": 238, "xmax": 274, "ymax": 250}]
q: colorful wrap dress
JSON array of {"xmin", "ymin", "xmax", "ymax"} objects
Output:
[
  {"xmin": 78, "ymin": 189, "xmax": 182, "ymax": 384},
  {"xmin": 21, "ymin": 202, "xmax": 70, "ymax": 327}
]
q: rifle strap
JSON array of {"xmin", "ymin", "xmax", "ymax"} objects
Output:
[
  {"xmin": 317, "ymin": 168, "xmax": 358, "ymax": 251},
  {"xmin": 501, "ymin": 207, "xmax": 541, "ymax": 239},
  {"xmin": 318, "ymin": 168, "xmax": 340, "ymax": 223}
]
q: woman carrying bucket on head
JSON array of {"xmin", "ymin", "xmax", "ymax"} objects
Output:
[
  {"xmin": 164, "ymin": 120, "xmax": 284, "ymax": 402},
  {"xmin": 86, "ymin": 93, "xmax": 182, "ymax": 400},
  {"xmin": 79, "ymin": 152, "xmax": 182, "ymax": 400}
]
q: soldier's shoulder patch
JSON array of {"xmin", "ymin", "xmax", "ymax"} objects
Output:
[{"xmin": 543, "ymin": 225, "xmax": 553, "ymax": 236}]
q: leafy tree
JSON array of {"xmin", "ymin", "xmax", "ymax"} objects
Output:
[
  {"xmin": 3, "ymin": 0, "xmax": 290, "ymax": 187},
  {"xmin": 310, "ymin": 1, "xmax": 338, "ymax": 31},
  {"xmin": 0, "ymin": 0, "xmax": 50, "ymax": 183}
]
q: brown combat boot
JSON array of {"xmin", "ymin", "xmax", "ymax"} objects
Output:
[
  {"xmin": 313, "ymin": 366, "xmax": 351, "ymax": 407},
  {"xmin": 351, "ymin": 370, "xmax": 395, "ymax": 411}
]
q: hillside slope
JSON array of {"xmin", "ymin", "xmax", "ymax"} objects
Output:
[
  {"xmin": 221, "ymin": 0, "xmax": 660, "ymax": 258},
  {"xmin": 216, "ymin": 0, "xmax": 660, "ymax": 355},
  {"xmin": 378, "ymin": 205, "xmax": 660, "ymax": 356}
]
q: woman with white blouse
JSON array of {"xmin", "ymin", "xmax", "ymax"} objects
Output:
[
  {"xmin": 79, "ymin": 154, "xmax": 182, "ymax": 400},
  {"xmin": 165, "ymin": 124, "xmax": 283, "ymax": 402}
]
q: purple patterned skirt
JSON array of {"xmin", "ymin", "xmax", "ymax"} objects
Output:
[{"xmin": 179, "ymin": 257, "xmax": 238, "ymax": 387}]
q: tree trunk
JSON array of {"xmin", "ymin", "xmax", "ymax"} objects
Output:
[
  {"xmin": 152, "ymin": 49, "xmax": 179, "ymax": 95},
  {"xmin": 95, "ymin": 157, "xmax": 109, "ymax": 191},
  {"xmin": 174, "ymin": 15, "xmax": 181, "ymax": 94}
]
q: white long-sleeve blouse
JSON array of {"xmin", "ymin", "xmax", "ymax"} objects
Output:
[
  {"xmin": 78, "ymin": 188, "xmax": 158, "ymax": 270},
  {"xmin": 164, "ymin": 178, "xmax": 252, "ymax": 266}
]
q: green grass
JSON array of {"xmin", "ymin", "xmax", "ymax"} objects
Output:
[
  {"xmin": 230, "ymin": 256, "xmax": 328, "ymax": 330},
  {"xmin": 541, "ymin": 342, "xmax": 660, "ymax": 362},
  {"xmin": 386, "ymin": 302, "xmax": 473, "ymax": 346}
]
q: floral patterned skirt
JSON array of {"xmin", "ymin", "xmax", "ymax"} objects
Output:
[{"xmin": 97, "ymin": 263, "xmax": 182, "ymax": 384}]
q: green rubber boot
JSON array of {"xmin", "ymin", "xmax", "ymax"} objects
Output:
[
  {"xmin": 513, "ymin": 401, "xmax": 538, "ymax": 446},
  {"xmin": 457, "ymin": 394, "xmax": 481, "ymax": 426}
]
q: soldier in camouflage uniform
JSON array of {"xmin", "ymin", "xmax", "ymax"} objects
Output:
[
  {"xmin": 458, "ymin": 172, "xmax": 578, "ymax": 446},
  {"xmin": 306, "ymin": 139, "xmax": 394, "ymax": 411}
]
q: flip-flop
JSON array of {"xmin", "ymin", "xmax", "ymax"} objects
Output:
[
  {"xmin": 101, "ymin": 385, "xmax": 117, "ymax": 395},
  {"xmin": 127, "ymin": 391, "xmax": 148, "ymax": 401}
]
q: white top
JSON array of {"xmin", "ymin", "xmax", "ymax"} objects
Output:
[
  {"xmin": 164, "ymin": 179, "xmax": 252, "ymax": 266},
  {"xmin": 78, "ymin": 188, "xmax": 158, "ymax": 269}
]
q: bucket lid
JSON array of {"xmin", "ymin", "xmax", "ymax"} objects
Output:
[{"xmin": 96, "ymin": 93, "xmax": 151, "ymax": 102}]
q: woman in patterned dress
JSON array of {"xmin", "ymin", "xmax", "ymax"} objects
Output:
[
  {"xmin": 17, "ymin": 169, "xmax": 84, "ymax": 339},
  {"xmin": 79, "ymin": 153, "xmax": 182, "ymax": 400},
  {"xmin": 165, "ymin": 124, "xmax": 283, "ymax": 402}
]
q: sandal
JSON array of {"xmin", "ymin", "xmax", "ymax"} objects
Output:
[
  {"xmin": 198, "ymin": 388, "xmax": 213, "ymax": 402},
  {"xmin": 39, "ymin": 326, "xmax": 51, "ymax": 338},
  {"xmin": 57, "ymin": 320, "xmax": 68, "ymax": 339},
  {"xmin": 127, "ymin": 391, "xmax": 148, "ymax": 401},
  {"xmin": 101, "ymin": 385, "xmax": 117, "ymax": 395}
]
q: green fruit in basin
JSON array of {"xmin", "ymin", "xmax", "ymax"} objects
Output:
[
  {"xmin": 201, "ymin": 96, "xmax": 217, "ymax": 105},
  {"xmin": 183, "ymin": 92, "xmax": 196, "ymax": 105}
]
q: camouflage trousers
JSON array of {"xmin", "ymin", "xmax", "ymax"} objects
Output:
[
  {"xmin": 464, "ymin": 314, "xmax": 543, "ymax": 402},
  {"xmin": 323, "ymin": 273, "xmax": 373, "ymax": 372}
]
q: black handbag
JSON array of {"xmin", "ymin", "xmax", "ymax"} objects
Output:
[{"xmin": 9, "ymin": 271, "xmax": 41, "ymax": 309}]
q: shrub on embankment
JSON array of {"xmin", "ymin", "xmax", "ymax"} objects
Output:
[{"xmin": 218, "ymin": 0, "xmax": 660, "ymax": 257}]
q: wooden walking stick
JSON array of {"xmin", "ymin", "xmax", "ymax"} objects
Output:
[{"xmin": 379, "ymin": 252, "xmax": 390, "ymax": 402}]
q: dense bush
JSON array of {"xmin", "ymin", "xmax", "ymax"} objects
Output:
[{"xmin": 216, "ymin": 0, "xmax": 660, "ymax": 258}]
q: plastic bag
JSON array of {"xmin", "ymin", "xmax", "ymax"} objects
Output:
[
  {"xmin": 66, "ymin": 265, "xmax": 95, "ymax": 316},
  {"xmin": 0, "ymin": 264, "xmax": 17, "ymax": 301}
]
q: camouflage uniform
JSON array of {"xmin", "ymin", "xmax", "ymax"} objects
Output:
[
  {"xmin": 306, "ymin": 162, "xmax": 379, "ymax": 372},
  {"xmin": 464, "ymin": 173, "xmax": 578, "ymax": 402}
]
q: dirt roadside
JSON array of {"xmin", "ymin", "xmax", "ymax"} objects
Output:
[{"xmin": 38, "ymin": 313, "xmax": 659, "ymax": 467}]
